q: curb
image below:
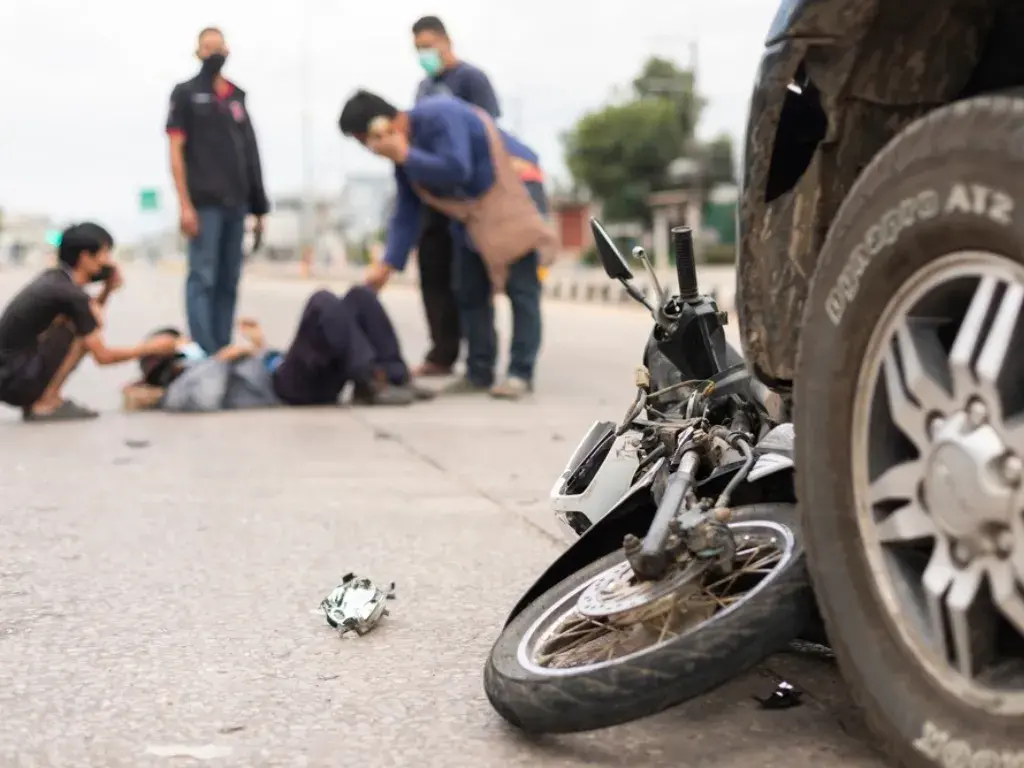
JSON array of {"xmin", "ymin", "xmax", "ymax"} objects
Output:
[{"xmin": 540, "ymin": 274, "xmax": 735, "ymax": 313}]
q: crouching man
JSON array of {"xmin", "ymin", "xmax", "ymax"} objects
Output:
[
  {"xmin": 127, "ymin": 286, "xmax": 434, "ymax": 412},
  {"xmin": 0, "ymin": 222, "xmax": 183, "ymax": 422}
]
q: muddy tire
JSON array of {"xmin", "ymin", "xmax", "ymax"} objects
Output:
[
  {"xmin": 796, "ymin": 94, "xmax": 1024, "ymax": 768},
  {"xmin": 483, "ymin": 504, "xmax": 812, "ymax": 733}
]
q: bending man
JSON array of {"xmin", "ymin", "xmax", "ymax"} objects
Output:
[{"xmin": 339, "ymin": 89, "xmax": 555, "ymax": 400}]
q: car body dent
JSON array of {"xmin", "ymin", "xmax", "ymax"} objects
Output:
[{"xmin": 739, "ymin": 0, "xmax": 1005, "ymax": 387}]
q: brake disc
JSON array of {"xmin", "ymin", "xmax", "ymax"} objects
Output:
[{"xmin": 576, "ymin": 556, "xmax": 709, "ymax": 623}]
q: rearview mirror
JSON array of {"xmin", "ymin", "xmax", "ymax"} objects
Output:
[{"xmin": 589, "ymin": 218, "xmax": 633, "ymax": 281}]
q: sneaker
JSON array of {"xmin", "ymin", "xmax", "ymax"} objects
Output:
[
  {"xmin": 408, "ymin": 384, "xmax": 437, "ymax": 402},
  {"xmin": 411, "ymin": 361, "xmax": 454, "ymax": 378},
  {"xmin": 490, "ymin": 377, "xmax": 532, "ymax": 400},
  {"xmin": 440, "ymin": 377, "xmax": 491, "ymax": 396},
  {"xmin": 351, "ymin": 381, "xmax": 415, "ymax": 407}
]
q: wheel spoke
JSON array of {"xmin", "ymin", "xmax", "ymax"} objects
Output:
[
  {"xmin": 894, "ymin": 321, "xmax": 954, "ymax": 413},
  {"xmin": 881, "ymin": 346, "xmax": 931, "ymax": 451},
  {"xmin": 870, "ymin": 460, "xmax": 923, "ymax": 505},
  {"xmin": 990, "ymin": 558, "xmax": 1024, "ymax": 637},
  {"xmin": 923, "ymin": 542, "xmax": 956, "ymax": 659},
  {"xmin": 945, "ymin": 563, "xmax": 989, "ymax": 679},
  {"xmin": 949, "ymin": 277, "xmax": 1024, "ymax": 414},
  {"xmin": 876, "ymin": 502, "xmax": 937, "ymax": 544},
  {"xmin": 974, "ymin": 283, "xmax": 1023, "ymax": 418}
]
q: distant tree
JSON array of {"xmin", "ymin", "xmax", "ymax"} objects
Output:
[
  {"xmin": 701, "ymin": 133, "xmax": 737, "ymax": 186},
  {"xmin": 564, "ymin": 56, "xmax": 710, "ymax": 224},
  {"xmin": 632, "ymin": 56, "xmax": 705, "ymax": 140},
  {"xmin": 564, "ymin": 98, "xmax": 686, "ymax": 224}
]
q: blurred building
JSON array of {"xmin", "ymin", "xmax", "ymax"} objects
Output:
[
  {"xmin": 338, "ymin": 174, "xmax": 396, "ymax": 242},
  {"xmin": 0, "ymin": 210, "xmax": 57, "ymax": 267}
]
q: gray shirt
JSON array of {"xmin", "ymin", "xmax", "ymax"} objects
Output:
[{"xmin": 162, "ymin": 355, "xmax": 282, "ymax": 413}]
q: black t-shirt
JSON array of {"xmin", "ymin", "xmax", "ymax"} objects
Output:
[{"xmin": 0, "ymin": 269, "xmax": 98, "ymax": 363}]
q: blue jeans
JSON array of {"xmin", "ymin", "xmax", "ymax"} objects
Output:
[
  {"xmin": 453, "ymin": 181, "xmax": 546, "ymax": 387},
  {"xmin": 186, "ymin": 206, "xmax": 247, "ymax": 353}
]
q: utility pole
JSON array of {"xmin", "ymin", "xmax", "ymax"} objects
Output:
[{"xmin": 300, "ymin": 1, "xmax": 316, "ymax": 265}]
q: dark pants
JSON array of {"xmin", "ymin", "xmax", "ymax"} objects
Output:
[
  {"xmin": 186, "ymin": 206, "xmax": 247, "ymax": 354},
  {"xmin": 0, "ymin": 323, "xmax": 75, "ymax": 407},
  {"xmin": 271, "ymin": 287, "xmax": 408, "ymax": 406},
  {"xmin": 454, "ymin": 181, "xmax": 547, "ymax": 388},
  {"xmin": 417, "ymin": 207, "xmax": 461, "ymax": 368}
]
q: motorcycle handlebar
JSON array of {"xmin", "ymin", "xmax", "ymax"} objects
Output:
[{"xmin": 672, "ymin": 227, "xmax": 699, "ymax": 301}]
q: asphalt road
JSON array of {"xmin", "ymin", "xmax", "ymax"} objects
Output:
[{"xmin": 0, "ymin": 264, "xmax": 887, "ymax": 768}]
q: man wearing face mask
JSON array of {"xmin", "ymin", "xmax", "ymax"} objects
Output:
[
  {"xmin": 340, "ymin": 90, "xmax": 555, "ymax": 400},
  {"xmin": 0, "ymin": 223, "xmax": 185, "ymax": 422},
  {"xmin": 166, "ymin": 26, "xmax": 270, "ymax": 356},
  {"xmin": 408, "ymin": 15, "xmax": 501, "ymax": 378}
]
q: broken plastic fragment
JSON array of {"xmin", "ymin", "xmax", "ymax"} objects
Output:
[
  {"xmin": 319, "ymin": 572, "xmax": 396, "ymax": 637},
  {"xmin": 754, "ymin": 680, "xmax": 804, "ymax": 710}
]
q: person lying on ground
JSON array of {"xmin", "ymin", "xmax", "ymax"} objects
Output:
[
  {"xmin": 0, "ymin": 222, "xmax": 185, "ymax": 422},
  {"xmin": 124, "ymin": 286, "xmax": 434, "ymax": 412}
]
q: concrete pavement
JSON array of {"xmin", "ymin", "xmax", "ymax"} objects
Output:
[{"xmin": 0, "ymin": 265, "xmax": 885, "ymax": 768}]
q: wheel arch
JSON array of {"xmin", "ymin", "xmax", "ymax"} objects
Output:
[{"xmin": 738, "ymin": 0, "xmax": 1024, "ymax": 389}]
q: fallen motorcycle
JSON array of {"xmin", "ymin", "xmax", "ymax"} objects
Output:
[{"xmin": 483, "ymin": 220, "xmax": 815, "ymax": 734}]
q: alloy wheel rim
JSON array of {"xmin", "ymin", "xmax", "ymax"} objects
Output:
[{"xmin": 852, "ymin": 251, "xmax": 1024, "ymax": 714}]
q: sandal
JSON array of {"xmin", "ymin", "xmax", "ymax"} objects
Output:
[{"xmin": 23, "ymin": 400, "xmax": 99, "ymax": 422}]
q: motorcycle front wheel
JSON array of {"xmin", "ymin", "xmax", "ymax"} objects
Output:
[{"xmin": 483, "ymin": 504, "xmax": 813, "ymax": 733}]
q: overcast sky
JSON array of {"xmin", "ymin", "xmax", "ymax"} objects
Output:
[{"xmin": 0, "ymin": 0, "xmax": 778, "ymax": 239}]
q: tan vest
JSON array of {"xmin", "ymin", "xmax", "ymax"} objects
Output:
[{"xmin": 412, "ymin": 108, "xmax": 557, "ymax": 292}]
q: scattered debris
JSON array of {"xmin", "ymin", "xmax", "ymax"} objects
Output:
[
  {"xmin": 373, "ymin": 429, "xmax": 395, "ymax": 441},
  {"xmin": 319, "ymin": 573, "xmax": 396, "ymax": 637},
  {"xmin": 124, "ymin": 439, "xmax": 151, "ymax": 449},
  {"xmin": 112, "ymin": 457, "xmax": 133, "ymax": 466},
  {"xmin": 216, "ymin": 725, "xmax": 246, "ymax": 735},
  {"xmin": 144, "ymin": 744, "xmax": 233, "ymax": 759},
  {"xmin": 754, "ymin": 680, "xmax": 804, "ymax": 710}
]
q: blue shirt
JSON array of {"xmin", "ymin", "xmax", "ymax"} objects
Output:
[
  {"xmin": 414, "ymin": 61, "xmax": 501, "ymax": 118},
  {"xmin": 384, "ymin": 96, "xmax": 540, "ymax": 272}
]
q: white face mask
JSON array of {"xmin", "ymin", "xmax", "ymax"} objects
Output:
[{"xmin": 177, "ymin": 341, "xmax": 208, "ymax": 362}]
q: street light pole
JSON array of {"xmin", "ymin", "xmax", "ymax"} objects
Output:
[{"xmin": 300, "ymin": 2, "xmax": 315, "ymax": 261}]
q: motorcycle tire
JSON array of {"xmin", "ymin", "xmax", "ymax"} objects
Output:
[
  {"xmin": 796, "ymin": 93, "xmax": 1024, "ymax": 768},
  {"xmin": 484, "ymin": 504, "xmax": 813, "ymax": 733}
]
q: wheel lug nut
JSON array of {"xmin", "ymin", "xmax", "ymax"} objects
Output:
[
  {"xmin": 997, "ymin": 530, "xmax": 1015, "ymax": 557},
  {"xmin": 952, "ymin": 541, "xmax": 972, "ymax": 566},
  {"xmin": 968, "ymin": 399, "xmax": 987, "ymax": 427},
  {"xmin": 1002, "ymin": 455, "xmax": 1023, "ymax": 486},
  {"xmin": 928, "ymin": 415, "xmax": 946, "ymax": 438}
]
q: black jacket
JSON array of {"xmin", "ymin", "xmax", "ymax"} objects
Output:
[{"xmin": 166, "ymin": 74, "xmax": 270, "ymax": 215}]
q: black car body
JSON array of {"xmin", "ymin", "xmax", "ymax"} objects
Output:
[{"xmin": 737, "ymin": 0, "xmax": 1024, "ymax": 389}]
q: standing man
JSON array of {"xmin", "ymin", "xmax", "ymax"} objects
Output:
[
  {"xmin": 339, "ymin": 90, "xmax": 555, "ymax": 400},
  {"xmin": 408, "ymin": 16, "xmax": 501, "ymax": 377},
  {"xmin": 166, "ymin": 26, "xmax": 270, "ymax": 355}
]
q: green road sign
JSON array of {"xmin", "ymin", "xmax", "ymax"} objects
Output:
[{"xmin": 139, "ymin": 188, "xmax": 160, "ymax": 212}]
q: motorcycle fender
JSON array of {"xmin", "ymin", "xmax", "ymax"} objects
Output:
[{"xmin": 504, "ymin": 459, "xmax": 663, "ymax": 627}]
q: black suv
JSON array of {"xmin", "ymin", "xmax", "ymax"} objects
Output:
[{"xmin": 740, "ymin": 1, "xmax": 1024, "ymax": 766}]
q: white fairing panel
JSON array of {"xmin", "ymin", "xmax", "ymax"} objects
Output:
[
  {"xmin": 550, "ymin": 427, "xmax": 642, "ymax": 537},
  {"xmin": 748, "ymin": 422, "xmax": 795, "ymax": 482}
]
